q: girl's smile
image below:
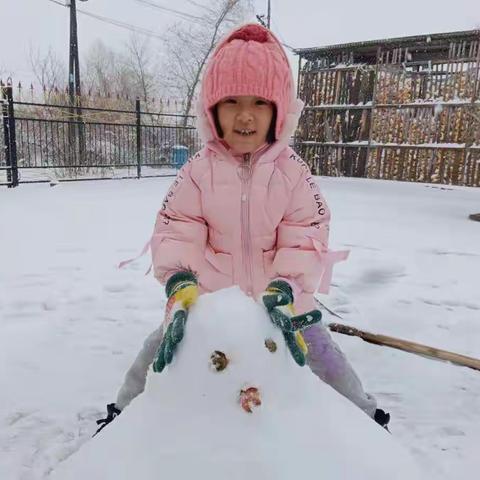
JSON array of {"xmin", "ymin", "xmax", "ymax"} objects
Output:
[{"xmin": 216, "ymin": 96, "xmax": 274, "ymax": 154}]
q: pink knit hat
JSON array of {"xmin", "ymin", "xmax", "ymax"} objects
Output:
[{"xmin": 201, "ymin": 23, "xmax": 294, "ymax": 141}]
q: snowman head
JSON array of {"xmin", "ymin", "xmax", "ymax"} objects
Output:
[{"xmin": 148, "ymin": 287, "xmax": 306, "ymax": 415}]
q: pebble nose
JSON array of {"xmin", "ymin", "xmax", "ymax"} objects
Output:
[{"xmin": 239, "ymin": 387, "xmax": 261, "ymax": 413}]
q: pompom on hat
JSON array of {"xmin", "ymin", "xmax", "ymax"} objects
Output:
[{"xmin": 201, "ymin": 23, "xmax": 294, "ymax": 141}]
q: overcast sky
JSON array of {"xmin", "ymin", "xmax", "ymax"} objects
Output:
[{"xmin": 0, "ymin": 0, "xmax": 478, "ymax": 85}]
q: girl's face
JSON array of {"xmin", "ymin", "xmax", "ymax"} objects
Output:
[{"xmin": 216, "ymin": 96, "xmax": 274, "ymax": 155}]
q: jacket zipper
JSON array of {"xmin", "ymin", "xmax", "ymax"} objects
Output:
[{"xmin": 240, "ymin": 153, "xmax": 254, "ymax": 295}]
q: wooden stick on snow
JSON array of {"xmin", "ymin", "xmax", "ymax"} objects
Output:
[{"xmin": 328, "ymin": 322, "xmax": 480, "ymax": 372}]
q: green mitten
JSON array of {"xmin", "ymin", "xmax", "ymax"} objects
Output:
[
  {"xmin": 262, "ymin": 280, "xmax": 322, "ymax": 366},
  {"xmin": 153, "ymin": 271, "xmax": 198, "ymax": 373}
]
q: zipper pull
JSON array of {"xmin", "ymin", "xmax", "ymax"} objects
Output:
[{"xmin": 238, "ymin": 153, "xmax": 252, "ymax": 181}]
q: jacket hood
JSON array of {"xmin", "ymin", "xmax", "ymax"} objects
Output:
[{"xmin": 195, "ymin": 23, "xmax": 304, "ymax": 158}]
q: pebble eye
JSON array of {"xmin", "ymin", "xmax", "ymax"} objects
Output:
[
  {"xmin": 265, "ymin": 338, "xmax": 277, "ymax": 353},
  {"xmin": 210, "ymin": 351, "xmax": 229, "ymax": 371}
]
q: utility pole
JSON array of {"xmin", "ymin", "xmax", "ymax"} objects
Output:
[
  {"xmin": 256, "ymin": 0, "xmax": 271, "ymax": 29},
  {"xmin": 267, "ymin": 0, "xmax": 271, "ymax": 29},
  {"xmin": 67, "ymin": 0, "xmax": 86, "ymax": 164}
]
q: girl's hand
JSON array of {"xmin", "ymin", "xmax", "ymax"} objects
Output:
[
  {"xmin": 261, "ymin": 280, "xmax": 322, "ymax": 366},
  {"xmin": 153, "ymin": 271, "xmax": 199, "ymax": 373}
]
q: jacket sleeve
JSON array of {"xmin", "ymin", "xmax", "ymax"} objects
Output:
[
  {"xmin": 271, "ymin": 159, "xmax": 349, "ymax": 297},
  {"xmin": 150, "ymin": 157, "xmax": 208, "ymax": 284}
]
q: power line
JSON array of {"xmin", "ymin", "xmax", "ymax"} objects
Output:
[
  {"xmin": 271, "ymin": 17, "xmax": 296, "ymax": 52},
  {"xmin": 256, "ymin": 13, "xmax": 296, "ymax": 52},
  {"xmin": 78, "ymin": 9, "xmax": 165, "ymax": 39},
  {"xmin": 134, "ymin": 0, "xmax": 205, "ymax": 24},
  {"xmin": 183, "ymin": 0, "xmax": 216, "ymax": 15},
  {"xmin": 46, "ymin": 0, "xmax": 165, "ymax": 40}
]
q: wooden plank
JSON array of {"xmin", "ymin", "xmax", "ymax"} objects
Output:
[
  {"xmin": 325, "ymin": 70, "xmax": 331, "ymax": 104},
  {"xmin": 422, "ymin": 107, "xmax": 429, "ymax": 143},
  {"xmin": 321, "ymin": 70, "xmax": 327, "ymax": 104},
  {"xmin": 397, "ymin": 146, "xmax": 406, "ymax": 180},
  {"xmin": 444, "ymin": 46, "xmax": 454, "ymax": 99},
  {"xmin": 344, "ymin": 69, "xmax": 350, "ymax": 104},
  {"xmin": 351, "ymin": 69, "xmax": 361, "ymax": 105},
  {"xmin": 394, "ymin": 69, "xmax": 402, "ymax": 103},
  {"xmin": 463, "ymin": 36, "xmax": 480, "ymax": 185},
  {"xmin": 334, "ymin": 70, "xmax": 341, "ymax": 104},
  {"xmin": 366, "ymin": 48, "xmax": 382, "ymax": 170},
  {"xmin": 420, "ymin": 148, "xmax": 429, "ymax": 182},
  {"xmin": 435, "ymin": 62, "xmax": 443, "ymax": 99},
  {"xmin": 330, "ymin": 70, "xmax": 337, "ymax": 104},
  {"xmin": 401, "ymin": 106, "xmax": 409, "ymax": 142},
  {"xmin": 475, "ymin": 150, "xmax": 480, "ymax": 186},
  {"xmin": 384, "ymin": 147, "xmax": 391, "ymax": 179},
  {"xmin": 450, "ymin": 44, "xmax": 461, "ymax": 100},
  {"xmin": 316, "ymin": 71, "xmax": 322, "ymax": 105},
  {"xmin": 417, "ymin": 149, "xmax": 425, "ymax": 182}
]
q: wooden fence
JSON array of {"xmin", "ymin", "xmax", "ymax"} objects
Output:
[{"xmin": 295, "ymin": 31, "xmax": 480, "ymax": 186}]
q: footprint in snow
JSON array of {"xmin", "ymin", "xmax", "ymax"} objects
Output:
[
  {"xmin": 3, "ymin": 410, "xmax": 37, "ymax": 427},
  {"xmin": 342, "ymin": 243, "xmax": 381, "ymax": 252},
  {"xmin": 360, "ymin": 267, "xmax": 407, "ymax": 285},
  {"xmin": 441, "ymin": 426, "xmax": 466, "ymax": 437},
  {"xmin": 426, "ymin": 248, "xmax": 480, "ymax": 258},
  {"xmin": 345, "ymin": 265, "xmax": 407, "ymax": 294},
  {"xmin": 419, "ymin": 297, "xmax": 480, "ymax": 311},
  {"xmin": 97, "ymin": 316, "xmax": 119, "ymax": 323}
]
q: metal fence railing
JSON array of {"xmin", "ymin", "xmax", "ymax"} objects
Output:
[{"xmin": 1, "ymin": 85, "xmax": 202, "ymax": 187}]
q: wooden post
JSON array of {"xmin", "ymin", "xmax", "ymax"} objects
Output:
[
  {"xmin": 295, "ymin": 54, "xmax": 303, "ymax": 152},
  {"xmin": 463, "ymin": 34, "xmax": 480, "ymax": 185},
  {"xmin": 136, "ymin": 98, "xmax": 142, "ymax": 179},
  {"xmin": 2, "ymin": 85, "xmax": 19, "ymax": 187},
  {"xmin": 366, "ymin": 47, "xmax": 382, "ymax": 176}
]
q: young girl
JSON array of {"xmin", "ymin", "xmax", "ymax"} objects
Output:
[{"xmin": 96, "ymin": 24, "xmax": 389, "ymax": 434}]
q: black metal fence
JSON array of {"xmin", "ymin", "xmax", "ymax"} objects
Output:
[{"xmin": 1, "ymin": 85, "xmax": 202, "ymax": 187}]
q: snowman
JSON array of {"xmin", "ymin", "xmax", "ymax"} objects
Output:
[{"xmin": 49, "ymin": 287, "xmax": 424, "ymax": 480}]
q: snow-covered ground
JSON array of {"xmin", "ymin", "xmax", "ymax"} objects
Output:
[
  {"xmin": 0, "ymin": 165, "xmax": 178, "ymax": 185},
  {"xmin": 1, "ymin": 176, "xmax": 479, "ymax": 479}
]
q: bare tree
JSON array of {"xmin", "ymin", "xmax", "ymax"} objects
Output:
[
  {"xmin": 0, "ymin": 66, "xmax": 11, "ymax": 93},
  {"xmin": 122, "ymin": 34, "xmax": 158, "ymax": 103},
  {"xmin": 83, "ymin": 37, "xmax": 163, "ymax": 106},
  {"xmin": 79, "ymin": 0, "xmax": 253, "ymax": 116},
  {"xmin": 29, "ymin": 46, "xmax": 66, "ymax": 100},
  {"xmin": 83, "ymin": 40, "xmax": 120, "ymax": 96},
  {"xmin": 160, "ymin": 0, "xmax": 253, "ymax": 122}
]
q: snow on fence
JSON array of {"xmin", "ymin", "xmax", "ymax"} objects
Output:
[
  {"xmin": 0, "ymin": 85, "xmax": 201, "ymax": 186},
  {"xmin": 295, "ymin": 30, "xmax": 480, "ymax": 186}
]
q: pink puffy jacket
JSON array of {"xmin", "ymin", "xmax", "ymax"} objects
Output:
[{"xmin": 150, "ymin": 99, "xmax": 348, "ymax": 313}]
